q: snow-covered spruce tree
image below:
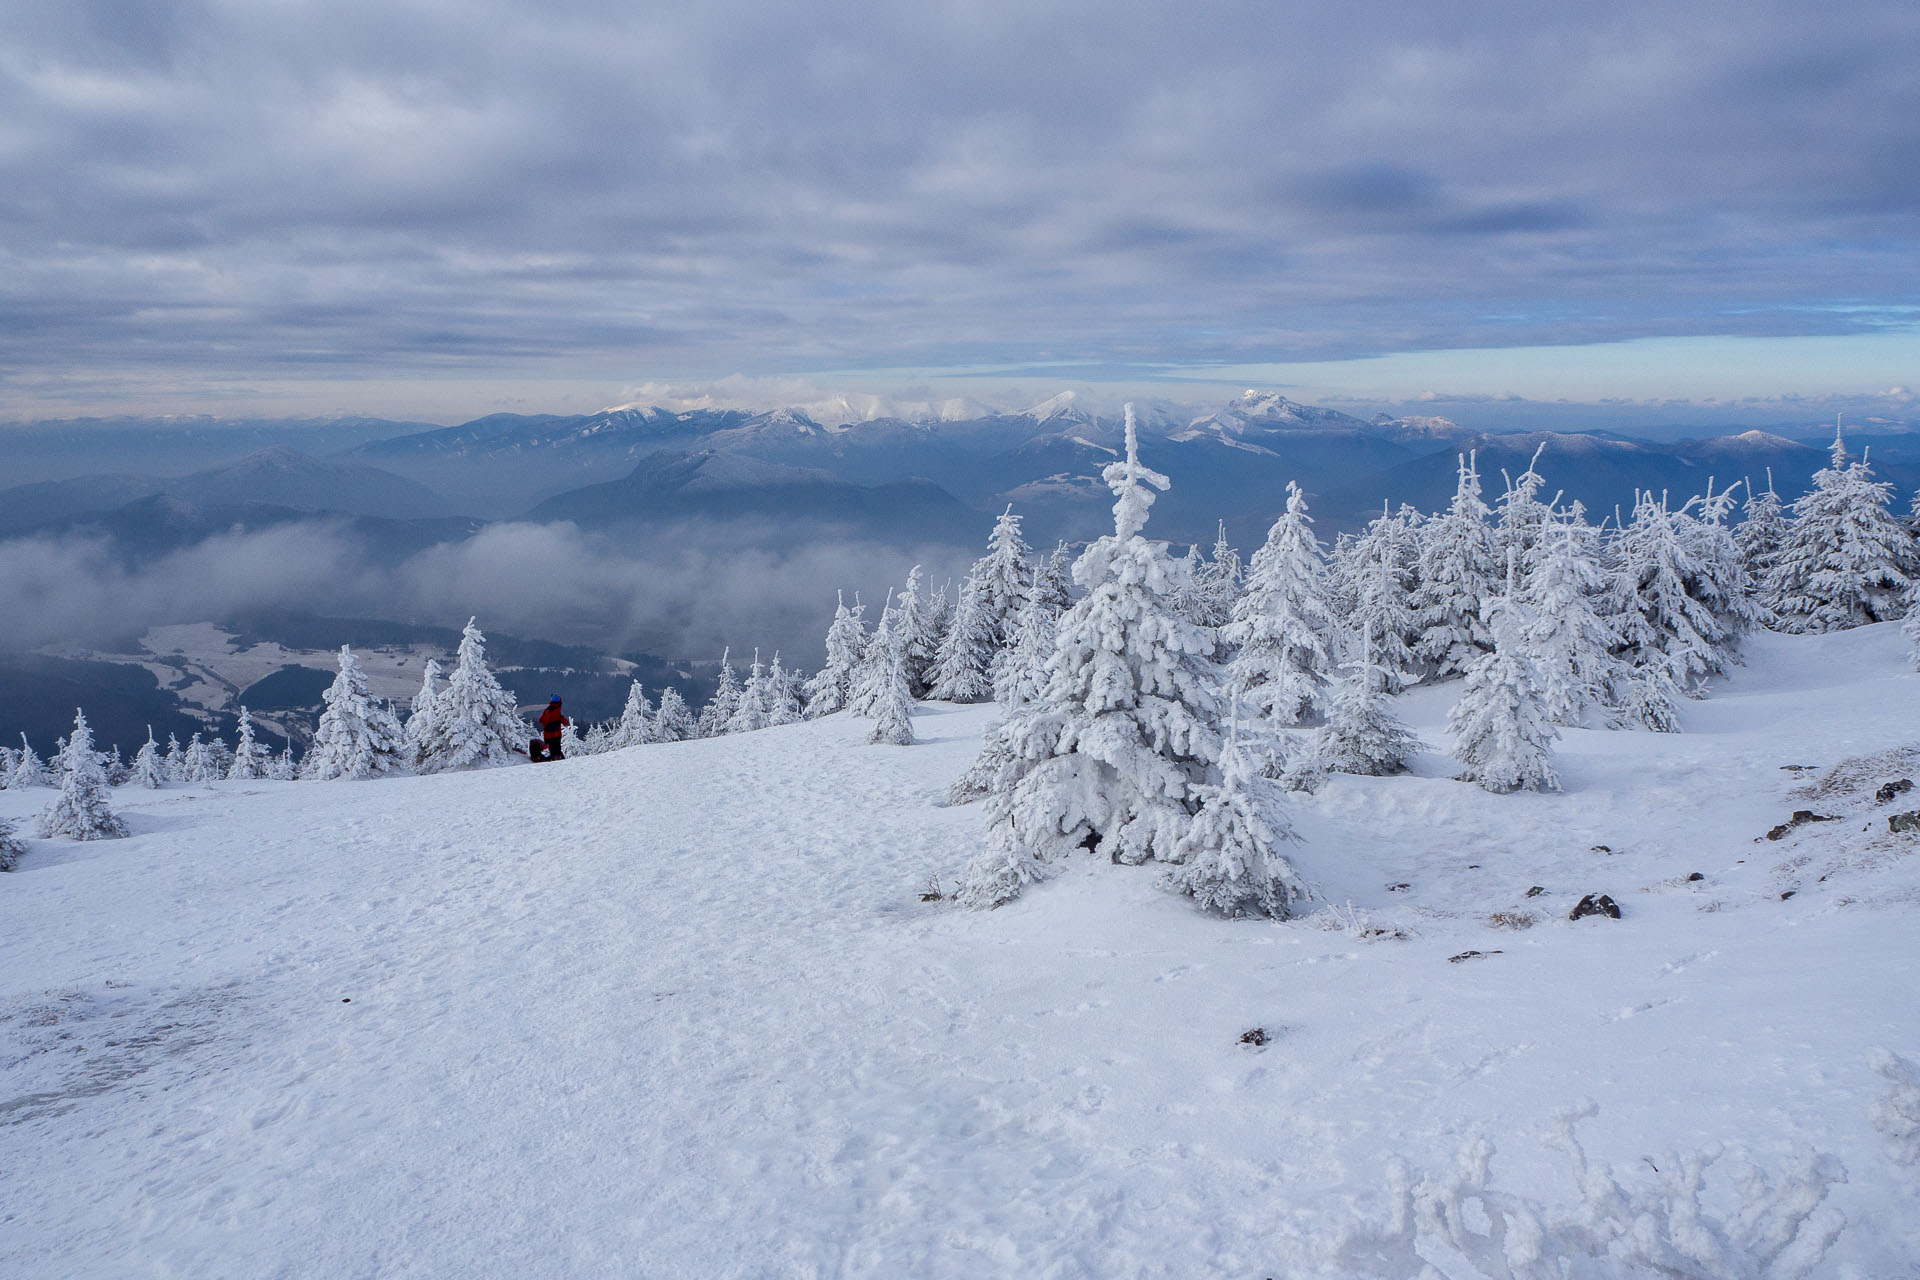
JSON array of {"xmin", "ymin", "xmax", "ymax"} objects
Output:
[
  {"xmin": 957, "ymin": 406, "xmax": 1225, "ymax": 908},
  {"xmin": 1413, "ymin": 452, "xmax": 1497, "ymax": 679},
  {"xmin": 1524, "ymin": 521, "xmax": 1623, "ymax": 726},
  {"xmin": 104, "ymin": 746, "xmax": 130, "ymax": 788},
  {"xmin": 975, "ymin": 505, "xmax": 1035, "ymax": 647},
  {"xmin": 1033, "ymin": 540, "xmax": 1075, "ymax": 615},
  {"xmin": 182, "ymin": 733, "xmax": 216, "ymax": 783},
  {"xmin": 725, "ymin": 649, "xmax": 768, "ymax": 734},
  {"xmin": 653, "ymin": 687, "xmax": 697, "ymax": 741},
  {"xmin": 0, "ymin": 744, "xmax": 12, "ymax": 788},
  {"xmin": 162, "ymin": 733, "xmax": 186, "ymax": 783},
  {"xmin": 697, "ymin": 648, "xmax": 741, "ymax": 738},
  {"xmin": 928, "ymin": 567, "xmax": 997, "ymax": 702},
  {"xmin": 847, "ymin": 591, "xmax": 898, "ymax": 718},
  {"xmin": 413, "ymin": 619, "xmax": 525, "ymax": 771},
  {"xmin": 303, "ymin": 645, "xmax": 407, "ymax": 780},
  {"xmin": 1447, "ymin": 567, "xmax": 1559, "ymax": 794},
  {"xmin": 1347, "ymin": 505, "xmax": 1421, "ymax": 692},
  {"xmin": 1165, "ymin": 728, "xmax": 1307, "ymax": 918},
  {"xmin": 11, "ymin": 735, "xmax": 51, "ymax": 789},
  {"xmin": 922, "ymin": 579, "xmax": 953, "ymax": 658},
  {"xmin": 130, "ymin": 727, "xmax": 165, "ymax": 789},
  {"xmin": 1319, "ymin": 634, "xmax": 1421, "ymax": 777},
  {"xmin": 1774, "ymin": 429, "xmax": 1919, "ymax": 632},
  {"xmin": 1608, "ymin": 490, "xmax": 1733, "ymax": 697},
  {"xmin": 1492, "ymin": 443, "xmax": 1556, "ymax": 580},
  {"xmin": 896, "ymin": 566, "xmax": 941, "ymax": 698},
  {"xmin": 766, "ymin": 654, "xmax": 804, "ymax": 726},
  {"xmin": 204, "ymin": 734, "xmax": 235, "ymax": 780},
  {"xmin": 1223, "ymin": 481, "xmax": 1339, "ymax": 729},
  {"xmin": 403, "ymin": 658, "xmax": 445, "ymax": 770},
  {"xmin": 227, "ymin": 709, "xmax": 270, "ymax": 780},
  {"xmin": 39, "ymin": 708, "xmax": 129, "ymax": 840},
  {"xmin": 802, "ymin": 591, "xmax": 867, "ymax": 718},
  {"xmin": 0, "ymin": 817, "xmax": 24, "ymax": 870},
  {"xmin": 1737, "ymin": 472, "xmax": 1789, "ymax": 623},
  {"xmin": 1191, "ymin": 522, "xmax": 1243, "ymax": 627},
  {"xmin": 610, "ymin": 680, "xmax": 656, "ymax": 749},
  {"xmin": 268, "ymin": 739, "xmax": 298, "ymax": 781},
  {"xmin": 864, "ymin": 614, "xmax": 917, "ymax": 746},
  {"xmin": 1679, "ymin": 478, "xmax": 1763, "ymax": 643}
]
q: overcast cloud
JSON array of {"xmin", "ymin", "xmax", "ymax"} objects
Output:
[{"xmin": 1, "ymin": 0, "xmax": 1916, "ymax": 414}]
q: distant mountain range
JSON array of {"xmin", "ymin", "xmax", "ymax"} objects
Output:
[{"xmin": 10, "ymin": 391, "xmax": 1920, "ymax": 564}]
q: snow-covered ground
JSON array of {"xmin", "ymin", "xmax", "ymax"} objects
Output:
[{"xmin": 4, "ymin": 625, "xmax": 1918, "ymax": 1276}]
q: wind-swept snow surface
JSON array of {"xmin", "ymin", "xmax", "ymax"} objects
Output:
[{"xmin": 4, "ymin": 626, "xmax": 1920, "ymax": 1276}]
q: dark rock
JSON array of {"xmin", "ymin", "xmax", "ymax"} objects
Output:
[
  {"xmin": 1524, "ymin": 885, "xmax": 1547, "ymax": 898},
  {"xmin": 1590, "ymin": 844, "xmax": 1611, "ymax": 854},
  {"xmin": 1780, "ymin": 764, "xmax": 1816, "ymax": 772},
  {"xmin": 1569, "ymin": 893, "xmax": 1621, "ymax": 921},
  {"xmin": 1387, "ymin": 882, "xmax": 1410, "ymax": 892},
  {"xmin": 1448, "ymin": 950, "xmax": 1503, "ymax": 963},
  {"xmin": 1889, "ymin": 811, "xmax": 1920, "ymax": 835},
  {"xmin": 1768, "ymin": 810, "xmax": 1840, "ymax": 840},
  {"xmin": 1687, "ymin": 872, "xmax": 1705, "ymax": 882},
  {"xmin": 1780, "ymin": 890, "xmax": 1796, "ymax": 901},
  {"xmin": 1875, "ymin": 779, "xmax": 1914, "ymax": 804},
  {"xmin": 1239, "ymin": 1027, "xmax": 1269, "ymax": 1047}
]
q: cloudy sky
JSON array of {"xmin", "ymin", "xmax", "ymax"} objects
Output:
[{"xmin": 2, "ymin": 0, "xmax": 1916, "ymax": 422}]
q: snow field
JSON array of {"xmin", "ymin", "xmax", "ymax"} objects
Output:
[{"xmin": 4, "ymin": 626, "xmax": 1920, "ymax": 1276}]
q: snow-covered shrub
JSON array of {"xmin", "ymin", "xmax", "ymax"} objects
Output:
[
  {"xmin": 0, "ymin": 817, "xmax": 26, "ymax": 870},
  {"xmin": 653, "ymin": 687, "xmax": 697, "ymax": 741},
  {"xmin": 1164, "ymin": 737, "xmax": 1307, "ymax": 918},
  {"xmin": 39, "ymin": 709, "xmax": 129, "ymax": 841},
  {"xmin": 305, "ymin": 645, "xmax": 407, "ymax": 780},
  {"xmin": 1320, "ymin": 642, "xmax": 1421, "ymax": 777},
  {"xmin": 1448, "ymin": 577, "xmax": 1559, "ymax": 794},
  {"xmin": 1869, "ymin": 1047, "xmax": 1920, "ymax": 1168},
  {"xmin": 11, "ymin": 735, "xmax": 51, "ymax": 789},
  {"xmin": 1317, "ymin": 1105, "xmax": 1846, "ymax": 1280}
]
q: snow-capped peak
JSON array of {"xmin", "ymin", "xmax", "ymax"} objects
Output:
[{"xmin": 1025, "ymin": 391, "xmax": 1094, "ymax": 425}]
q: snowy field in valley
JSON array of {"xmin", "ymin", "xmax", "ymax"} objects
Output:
[{"xmin": 4, "ymin": 625, "xmax": 1919, "ymax": 1277}]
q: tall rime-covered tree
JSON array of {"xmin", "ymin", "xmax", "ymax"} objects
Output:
[
  {"xmin": 1737, "ymin": 473, "xmax": 1788, "ymax": 622},
  {"xmin": 1347, "ymin": 504, "xmax": 1422, "ymax": 691},
  {"xmin": 847, "ymin": 591, "xmax": 899, "ymax": 718},
  {"xmin": 653, "ymin": 687, "xmax": 697, "ymax": 741},
  {"xmin": 1224, "ymin": 482, "xmax": 1339, "ymax": 729},
  {"xmin": 227, "ymin": 709, "xmax": 270, "ymax": 780},
  {"xmin": 897, "ymin": 566, "xmax": 940, "ymax": 698},
  {"xmin": 162, "ymin": 734, "xmax": 186, "ymax": 783},
  {"xmin": 0, "ymin": 818, "xmax": 24, "ymax": 871},
  {"xmin": 698, "ymin": 648, "xmax": 742, "ymax": 738},
  {"xmin": 803, "ymin": 592, "xmax": 868, "ymax": 717},
  {"xmin": 958, "ymin": 407, "xmax": 1224, "ymax": 908},
  {"xmin": 975, "ymin": 506, "xmax": 1035, "ymax": 646},
  {"xmin": 1448, "ymin": 573, "xmax": 1559, "ymax": 794},
  {"xmin": 304, "ymin": 646, "xmax": 407, "ymax": 780},
  {"xmin": 131, "ymin": 727, "xmax": 165, "ymax": 789},
  {"xmin": 1165, "ymin": 733, "xmax": 1307, "ymax": 918},
  {"xmin": 1414, "ymin": 452, "xmax": 1497, "ymax": 679},
  {"xmin": 413, "ymin": 619, "xmax": 524, "ymax": 772},
  {"xmin": 864, "ymin": 615, "xmax": 917, "ymax": 746},
  {"xmin": 11, "ymin": 735, "xmax": 51, "ymax": 789},
  {"xmin": 1319, "ymin": 635, "xmax": 1421, "ymax": 777},
  {"xmin": 1773, "ymin": 428, "xmax": 1918, "ymax": 632},
  {"xmin": 403, "ymin": 659, "xmax": 445, "ymax": 770},
  {"xmin": 609, "ymin": 681, "xmax": 656, "ymax": 748},
  {"xmin": 1524, "ymin": 523, "xmax": 1622, "ymax": 726},
  {"xmin": 39, "ymin": 709, "xmax": 128, "ymax": 840},
  {"xmin": 1608, "ymin": 491, "xmax": 1733, "ymax": 696},
  {"xmin": 728, "ymin": 649, "xmax": 772, "ymax": 734},
  {"xmin": 766, "ymin": 654, "xmax": 804, "ymax": 726},
  {"xmin": 928, "ymin": 568, "xmax": 997, "ymax": 702}
]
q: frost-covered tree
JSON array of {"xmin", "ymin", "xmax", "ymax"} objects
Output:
[
  {"xmin": 1608, "ymin": 490, "xmax": 1733, "ymax": 696},
  {"xmin": 227, "ymin": 709, "xmax": 270, "ymax": 780},
  {"xmin": 1492, "ymin": 443, "xmax": 1556, "ymax": 579},
  {"xmin": 928, "ymin": 568, "xmax": 997, "ymax": 702},
  {"xmin": 103, "ymin": 746, "xmax": 130, "ymax": 787},
  {"xmin": 766, "ymin": 654, "xmax": 804, "ymax": 726},
  {"xmin": 864, "ymin": 617, "xmax": 917, "ymax": 746},
  {"xmin": 10, "ymin": 735, "xmax": 51, "ymax": 789},
  {"xmin": 268, "ymin": 738, "xmax": 298, "ymax": 781},
  {"xmin": 1447, "ymin": 574, "xmax": 1559, "ymax": 794},
  {"xmin": 1165, "ymin": 732, "xmax": 1307, "ymax": 918},
  {"xmin": 0, "ymin": 744, "xmax": 13, "ymax": 788},
  {"xmin": 413, "ymin": 619, "xmax": 524, "ymax": 772},
  {"xmin": 958, "ymin": 407, "xmax": 1224, "ymax": 908},
  {"xmin": 802, "ymin": 592, "xmax": 867, "ymax": 718},
  {"xmin": 1774, "ymin": 429, "xmax": 1918, "ymax": 632},
  {"xmin": 130, "ymin": 727, "xmax": 165, "ymax": 789},
  {"xmin": 1737, "ymin": 472, "xmax": 1789, "ymax": 622},
  {"xmin": 921, "ymin": 579, "xmax": 953, "ymax": 658},
  {"xmin": 39, "ymin": 708, "xmax": 128, "ymax": 840},
  {"xmin": 1413, "ymin": 452, "xmax": 1497, "ymax": 679},
  {"xmin": 697, "ymin": 648, "xmax": 742, "ymax": 738},
  {"xmin": 1346, "ymin": 505, "xmax": 1421, "ymax": 692},
  {"xmin": 608, "ymin": 681, "xmax": 656, "ymax": 749},
  {"xmin": 1679, "ymin": 478, "xmax": 1763, "ymax": 643},
  {"xmin": 1189, "ymin": 522, "xmax": 1244, "ymax": 628},
  {"xmin": 653, "ymin": 687, "xmax": 697, "ymax": 741},
  {"xmin": 1033, "ymin": 540, "xmax": 1075, "ymax": 615},
  {"xmin": 1524, "ymin": 522, "xmax": 1622, "ymax": 726},
  {"xmin": 162, "ymin": 733, "xmax": 186, "ymax": 783},
  {"xmin": 975, "ymin": 506, "xmax": 1035, "ymax": 646},
  {"xmin": 403, "ymin": 659, "xmax": 445, "ymax": 770},
  {"xmin": 303, "ymin": 645, "xmax": 407, "ymax": 780},
  {"xmin": 183, "ymin": 733, "xmax": 221, "ymax": 783},
  {"xmin": 895, "ymin": 566, "xmax": 940, "ymax": 697},
  {"xmin": 0, "ymin": 817, "xmax": 24, "ymax": 871},
  {"xmin": 1223, "ymin": 482, "xmax": 1339, "ymax": 728},
  {"xmin": 847, "ymin": 592, "xmax": 899, "ymax": 718},
  {"xmin": 728, "ymin": 649, "xmax": 772, "ymax": 734},
  {"xmin": 1319, "ymin": 636, "xmax": 1421, "ymax": 777}
]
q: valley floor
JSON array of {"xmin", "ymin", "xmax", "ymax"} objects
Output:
[{"xmin": 3, "ymin": 626, "xmax": 1918, "ymax": 1276}]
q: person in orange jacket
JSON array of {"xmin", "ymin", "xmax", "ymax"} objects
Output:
[{"xmin": 534, "ymin": 695, "xmax": 569, "ymax": 761}]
